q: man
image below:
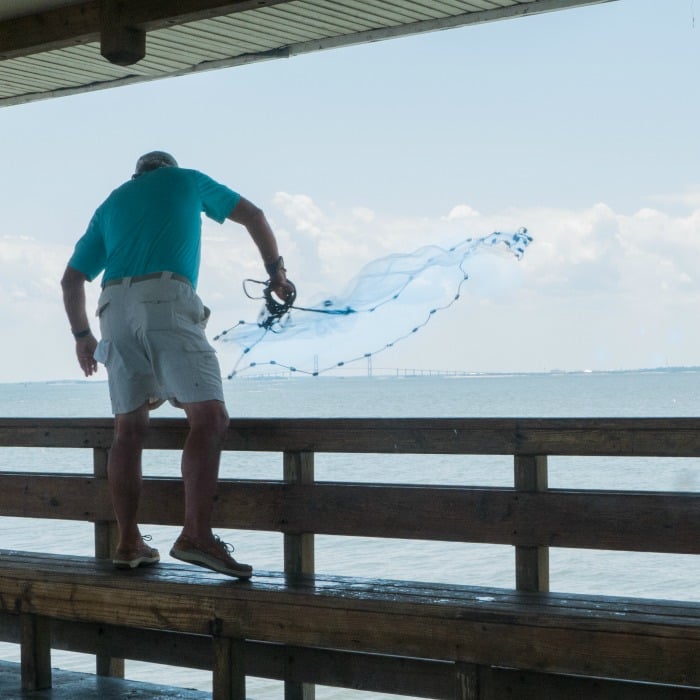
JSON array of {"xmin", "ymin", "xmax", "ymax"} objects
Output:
[{"xmin": 61, "ymin": 151, "xmax": 293, "ymax": 578}]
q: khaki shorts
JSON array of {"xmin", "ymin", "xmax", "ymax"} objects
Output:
[{"xmin": 95, "ymin": 273, "xmax": 224, "ymax": 415}]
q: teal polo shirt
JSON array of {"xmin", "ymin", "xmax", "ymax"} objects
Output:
[{"xmin": 68, "ymin": 167, "xmax": 240, "ymax": 289}]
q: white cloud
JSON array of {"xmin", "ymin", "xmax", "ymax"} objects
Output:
[
  {"xmin": 351, "ymin": 206, "xmax": 375, "ymax": 223},
  {"xmin": 651, "ymin": 185, "xmax": 700, "ymax": 209},
  {"xmin": 0, "ymin": 236, "xmax": 73, "ymax": 306},
  {"xmin": 272, "ymin": 192, "xmax": 325, "ymax": 237},
  {"xmin": 0, "ymin": 236, "xmax": 99, "ymax": 382},
  {"xmin": 444, "ymin": 204, "xmax": 480, "ymax": 220},
  {"xmin": 4, "ymin": 193, "xmax": 700, "ymax": 382}
]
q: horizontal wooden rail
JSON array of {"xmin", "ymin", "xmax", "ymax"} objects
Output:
[
  {"xmin": 0, "ymin": 474, "xmax": 697, "ymax": 554},
  {"xmin": 1, "ymin": 416, "xmax": 700, "ymax": 455},
  {"xmin": 1, "ymin": 612, "xmax": 697, "ymax": 700}
]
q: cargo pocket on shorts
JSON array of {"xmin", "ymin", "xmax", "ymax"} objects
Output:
[
  {"xmin": 181, "ymin": 336, "xmax": 219, "ymax": 375},
  {"xmin": 180, "ymin": 339, "xmax": 221, "ymax": 395},
  {"xmin": 146, "ymin": 332, "xmax": 221, "ymax": 403}
]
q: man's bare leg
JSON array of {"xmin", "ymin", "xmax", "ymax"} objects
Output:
[
  {"xmin": 180, "ymin": 399, "xmax": 230, "ymax": 543},
  {"xmin": 108, "ymin": 402, "xmax": 150, "ymax": 550},
  {"xmin": 171, "ymin": 400, "xmax": 253, "ymax": 578}
]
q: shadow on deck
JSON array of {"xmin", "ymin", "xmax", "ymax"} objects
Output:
[{"xmin": 0, "ymin": 661, "xmax": 208, "ymax": 699}]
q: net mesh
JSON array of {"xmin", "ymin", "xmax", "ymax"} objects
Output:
[{"xmin": 216, "ymin": 227, "xmax": 532, "ymax": 377}]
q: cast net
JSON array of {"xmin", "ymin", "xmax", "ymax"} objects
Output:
[{"xmin": 215, "ymin": 227, "xmax": 532, "ymax": 377}]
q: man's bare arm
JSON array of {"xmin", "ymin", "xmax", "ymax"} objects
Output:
[
  {"xmin": 61, "ymin": 265, "xmax": 98, "ymax": 376},
  {"xmin": 228, "ymin": 197, "xmax": 294, "ymax": 299}
]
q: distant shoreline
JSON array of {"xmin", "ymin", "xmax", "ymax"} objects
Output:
[{"xmin": 3, "ymin": 365, "xmax": 700, "ymax": 387}]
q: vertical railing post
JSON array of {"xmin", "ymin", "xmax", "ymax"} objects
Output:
[
  {"xmin": 213, "ymin": 635, "xmax": 246, "ymax": 700},
  {"xmin": 455, "ymin": 662, "xmax": 478, "ymax": 699},
  {"xmin": 283, "ymin": 450, "xmax": 315, "ymax": 700},
  {"xmin": 514, "ymin": 454, "xmax": 550, "ymax": 592},
  {"xmin": 20, "ymin": 614, "xmax": 51, "ymax": 691},
  {"xmin": 92, "ymin": 446, "xmax": 125, "ymax": 678},
  {"xmin": 283, "ymin": 450, "xmax": 315, "ymax": 576}
]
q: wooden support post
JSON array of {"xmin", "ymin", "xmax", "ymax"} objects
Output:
[
  {"xmin": 283, "ymin": 451, "xmax": 315, "ymax": 576},
  {"xmin": 100, "ymin": 0, "xmax": 146, "ymax": 65},
  {"xmin": 93, "ymin": 446, "xmax": 125, "ymax": 678},
  {"xmin": 94, "ymin": 447, "xmax": 119, "ymax": 561},
  {"xmin": 212, "ymin": 635, "xmax": 246, "ymax": 700},
  {"xmin": 514, "ymin": 454, "xmax": 550, "ymax": 592},
  {"xmin": 283, "ymin": 450, "xmax": 315, "ymax": 700},
  {"xmin": 20, "ymin": 614, "xmax": 51, "ymax": 691},
  {"xmin": 455, "ymin": 662, "xmax": 481, "ymax": 700}
]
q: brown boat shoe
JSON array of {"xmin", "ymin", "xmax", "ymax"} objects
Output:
[
  {"xmin": 170, "ymin": 534, "xmax": 253, "ymax": 579},
  {"xmin": 113, "ymin": 535, "xmax": 160, "ymax": 570}
]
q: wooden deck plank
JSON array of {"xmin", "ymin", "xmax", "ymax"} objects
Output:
[
  {"xmin": 0, "ymin": 660, "xmax": 209, "ymax": 699},
  {"xmin": 1, "ymin": 550, "xmax": 699, "ymax": 623},
  {"xmin": 0, "ymin": 551, "xmax": 698, "ymax": 687},
  {"xmin": 1, "ymin": 549, "xmax": 698, "ymax": 619}
]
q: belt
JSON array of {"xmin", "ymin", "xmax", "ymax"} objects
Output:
[{"xmin": 103, "ymin": 272, "xmax": 191, "ymax": 288}]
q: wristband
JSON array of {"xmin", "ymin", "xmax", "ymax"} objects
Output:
[
  {"xmin": 265, "ymin": 256, "xmax": 285, "ymax": 277},
  {"xmin": 72, "ymin": 328, "xmax": 91, "ymax": 339}
]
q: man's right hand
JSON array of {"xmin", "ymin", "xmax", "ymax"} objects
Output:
[{"xmin": 270, "ymin": 270, "xmax": 295, "ymax": 302}]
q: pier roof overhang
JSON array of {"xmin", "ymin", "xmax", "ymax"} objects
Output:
[{"xmin": 1, "ymin": 0, "xmax": 616, "ymax": 108}]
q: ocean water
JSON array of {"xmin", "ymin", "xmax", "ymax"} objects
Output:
[{"xmin": 1, "ymin": 372, "xmax": 699, "ymax": 698}]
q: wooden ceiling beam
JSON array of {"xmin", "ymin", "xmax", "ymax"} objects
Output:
[
  {"xmin": 100, "ymin": 0, "xmax": 145, "ymax": 66},
  {"xmin": 0, "ymin": 0, "xmax": 293, "ymax": 61}
]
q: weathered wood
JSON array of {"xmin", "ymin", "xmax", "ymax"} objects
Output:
[
  {"xmin": 283, "ymin": 451, "xmax": 315, "ymax": 576},
  {"xmin": 223, "ymin": 417, "xmax": 700, "ymax": 456},
  {"xmin": 1, "ymin": 552, "xmax": 698, "ymax": 687},
  {"xmin": 0, "ymin": 416, "xmax": 698, "ymax": 698},
  {"xmin": 212, "ymin": 636, "xmax": 245, "ymax": 700},
  {"xmin": 20, "ymin": 616, "xmax": 454, "ymax": 697},
  {"xmin": 92, "ymin": 453, "xmax": 124, "ymax": 692},
  {"xmin": 2, "ymin": 417, "xmax": 700, "ymax": 456},
  {"xmin": 484, "ymin": 667, "xmax": 700, "ymax": 699},
  {"xmin": 92, "ymin": 447, "xmax": 118, "ymax": 563},
  {"xmin": 265, "ymin": 643, "xmax": 450, "ymax": 698},
  {"xmin": 283, "ymin": 450, "xmax": 315, "ymax": 700},
  {"xmin": 100, "ymin": 0, "xmax": 146, "ymax": 66},
  {"xmin": 455, "ymin": 662, "xmax": 481, "ymax": 700},
  {"xmin": 0, "ymin": 0, "xmax": 291, "ymax": 61},
  {"xmin": 0, "ymin": 659, "xmax": 211, "ymax": 699},
  {"xmin": 2, "ymin": 474, "xmax": 697, "ymax": 554},
  {"xmin": 29, "ymin": 616, "xmax": 457, "ymax": 697},
  {"xmin": 514, "ymin": 455, "xmax": 549, "ymax": 592},
  {"xmin": 2, "ymin": 613, "xmax": 698, "ymax": 699},
  {"xmin": 0, "ymin": 474, "xmax": 113, "ymax": 521},
  {"xmin": 20, "ymin": 614, "xmax": 51, "ymax": 691}
]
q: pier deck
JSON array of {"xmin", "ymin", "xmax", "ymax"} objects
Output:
[{"xmin": 0, "ymin": 661, "xmax": 208, "ymax": 699}]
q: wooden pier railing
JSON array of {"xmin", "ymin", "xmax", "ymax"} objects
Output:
[{"xmin": 0, "ymin": 417, "xmax": 698, "ymax": 699}]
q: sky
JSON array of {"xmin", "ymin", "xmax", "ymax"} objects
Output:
[{"xmin": 1, "ymin": 0, "xmax": 699, "ymax": 382}]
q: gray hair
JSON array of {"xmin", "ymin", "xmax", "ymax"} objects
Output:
[{"xmin": 133, "ymin": 151, "xmax": 178, "ymax": 177}]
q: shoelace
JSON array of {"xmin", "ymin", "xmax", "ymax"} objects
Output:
[{"xmin": 213, "ymin": 535, "xmax": 235, "ymax": 555}]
